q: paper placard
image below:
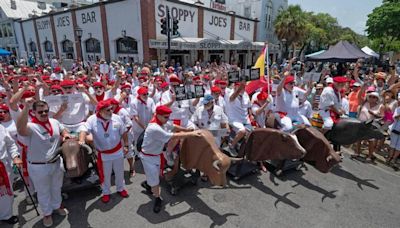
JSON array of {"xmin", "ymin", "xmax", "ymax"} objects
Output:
[
  {"xmin": 250, "ymin": 68, "xmax": 260, "ymax": 81},
  {"xmin": 44, "ymin": 93, "xmax": 85, "ymax": 106},
  {"xmin": 174, "ymin": 85, "xmax": 187, "ymax": 101},
  {"xmin": 194, "ymin": 85, "xmax": 205, "ymax": 98},
  {"xmin": 228, "ymin": 71, "xmax": 241, "ymax": 83},
  {"xmin": 173, "ymin": 84, "xmax": 205, "ymax": 101},
  {"xmin": 303, "ymin": 72, "xmax": 321, "ymax": 82}
]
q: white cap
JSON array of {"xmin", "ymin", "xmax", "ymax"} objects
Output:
[
  {"xmin": 326, "ymin": 77, "xmax": 333, "ymax": 84},
  {"xmin": 352, "ymin": 82, "xmax": 361, "ymax": 87}
]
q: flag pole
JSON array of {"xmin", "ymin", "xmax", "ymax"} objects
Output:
[{"xmin": 265, "ymin": 41, "xmax": 270, "ymax": 95}]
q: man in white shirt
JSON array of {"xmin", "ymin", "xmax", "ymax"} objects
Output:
[
  {"xmin": 225, "ymin": 82, "xmax": 252, "ymax": 155},
  {"xmin": 139, "ymin": 105, "xmax": 200, "ymax": 213},
  {"xmin": 17, "ymin": 100, "xmax": 70, "ymax": 227},
  {"xmin": 251, "ymin": 92, "xmax": 272, "ymax": 128},
  {"xmin": 79, "ymin": 100, "xmax": 130, "ymax": 204},
  {"xmin": 276, "ymin": 75, "xmax": 311, "ymax": 132},
  {"xmin": 0, "ymin": 124, "xmax": 21, "ymax": 225}
]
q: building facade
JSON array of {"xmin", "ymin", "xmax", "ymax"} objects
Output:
[{"xmin": 15, "ymin": 0, "xmax": 261, "ymax": 68}]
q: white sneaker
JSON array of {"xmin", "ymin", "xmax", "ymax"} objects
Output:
[
  {"xmin": 55, "ymin": 207, "xmax": 69, "ymax": 216},
  {"xmin": 43, "ymin": 216, "xmax": 53, "ymax": 227}
]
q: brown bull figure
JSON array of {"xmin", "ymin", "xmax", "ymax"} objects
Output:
[
  {"xmin": 238, "ymin": 128, "xmax": 306, "ymax": 161},
  {"xmin": 60, "ymin": 139, "xmax": 92, "ymax": 178},
  {"xmin": 293, "ymin": 127, "xmax": 341, "ymax": 173},
  {"xmin": 180, "ymin": 130, "xmax": 231, "ymax": 186}
]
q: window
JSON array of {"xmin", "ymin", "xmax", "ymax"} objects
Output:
[
  {"xmin": 244, "ymin": 6, "xmax": 251, "ymax": 18},
  {"xmin": 62, "ymin": 39, "xmax": 73, "ymax": 53},
  {"xmin": 85, "ymin": 38, "xmax": 101, "ymax": 53},
  {"xmin": 266, "ymin": 0, "xmax": 273, "ymax": 29},
  {"xmin": 2, "ymin": 24, "xmax": 7, "ymax": 37},
  {"xmin": 44, "ymin": 40, "xmax": 53, "ymax": 52},
  {"xmin": 6, "ymin": 23, "xmax": 13, "ymax": 37},
  {"xmin": 29, "ymin": 42, "xmax": 37, "ymax": 52},
  {"xmin": 0, "ymin": 26, "xmax": 2, "ymax": 38},
  {"xmin": 116, "ymin": 37, "xmax": 138, "ymax": 54}
]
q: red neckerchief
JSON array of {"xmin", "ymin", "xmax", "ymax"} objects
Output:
[
  {"xmin": 254, "ymin": 101, "xmax": 262, "ymax": 107},
  {"xmin": 113, "ymin": 106, "xmax": 122, "ymax": 114},
  {"xmin": 96, "ymin": 112, "xmax": 110, "ymax": 132},
  {"xmin": 0, "ymin": 161, "xmax": 12, "ymax": 196},
  {"xmin": 137, "ymin": 96, "xmax": 147, "ymax": 105},
  {"xmin": 95, "ymin": 92, "xmax": 105, "ymax": 101},
  {"xmin": 31, "ymin": 116, "xmax": 53, "ymax": 136},
  {"xmin": 150, "ymin": 115, "xmax": 163, "ymax": 126}
]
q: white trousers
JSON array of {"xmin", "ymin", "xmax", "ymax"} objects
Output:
[
  {"xmin": 139, "ymin": 153, "xmax": 160, "ymax": 187},
  {"xmin": 102, "ymin": 157, "xmax": 125, "ymax": 195},
  {"xmin": 28, "ymin": 160, "xmax": 64, "ymax": 216},
  {"xmin": 0, "ymin": 160, "xmax": 13, "ymax": 220},
  {"xmin": 280, "ymin": 115, "xmax": 311, "ymax": 132},
  {"xmin": 319, "ymin": 110, "xmax": 334, "ymax": 129}
]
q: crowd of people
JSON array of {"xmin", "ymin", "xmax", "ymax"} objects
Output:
[{"xmin": 0, "ymin": 56, "xmax": 399, "ymax": 226}]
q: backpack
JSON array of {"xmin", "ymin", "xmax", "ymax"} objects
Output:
[{"xmin": 136, "ymin": 131, "xmax": 145, "ymax": 152}]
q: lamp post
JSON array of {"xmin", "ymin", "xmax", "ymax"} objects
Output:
[
  {"xmin": 379, "ymin": 43, "xmax": 384, "ymax": 63},
  {"xmin": 74, "ymin": 26, "xmax": 84, "ymax": 68}
]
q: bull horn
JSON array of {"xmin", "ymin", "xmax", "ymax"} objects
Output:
[
  {"xmin": 326, "ymin": 155, "xmax": 333, "ymax": 162},
  {"xmin": 80, "ymin": 143, "xmax": 93, "ymax": 154},
  {"xmin": 47, "ymin": 147, "xmax": 63, "ymax": 163},
  {"xmin": 212, "ymin": 160, "xmax": 221, "ymax": 171},
  {"xmin": 230, "ymin": 157, "xmax": 243, "ymax": 162}
]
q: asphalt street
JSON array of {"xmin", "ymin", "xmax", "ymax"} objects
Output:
[{"xmin": 3, "ymin": 149, "xmax": 400, "ymax": 228}]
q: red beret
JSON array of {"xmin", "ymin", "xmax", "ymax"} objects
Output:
[
  {"xmin": 54, "ymin": 67, "xmax": 61, "ymax": 73},
  {"xmin": 215, "ymin": 80, "xmax": 227, "ymax": 85},
  {"xmin": 333, "ymin": 76, "xmax": 348, "ymax": 83},
  {"xmin": 108, "ymin": 98, "xmax": 119, "ymax": 106},
  {"xmin": 93, "ymin": 82, "xmax": 105, "ymax": 88},
  {"xmin": 137, "ymin": 87, "xmax": 149, "ymax": 95},
  {"xmin": 284, "ymin": 76, "xmax": 295, "ymax": 85},
  {"xmin": 257, "ymin": 92, "xmax": 268, "ymax": 101},
  {"xmin": 160, "ymin": 82, "xmax": 169, "ymax": 89},
  {"xmin": 21, "ymin": 67, "xmax": 28, "ymax": 73},
  {"xmin": 41, "ymin": 75, "xmax": 50, "ymax": 81},
  {"xmin": 140, "ymin": 70, "xmax": 148, "ymax": 76},
  {"xmin": 203, "ymin": 75, "xmax": 210, "ymax": 80},
  {"xmin": 138, "ymin": 76, "xmax": 147, "ymax": 81},
  {"xmin": 193, "ymin": 76, "xmax": 201, "ymax": 81},
  {"xmin": 166, "ymin": 67, "xmax": 174, "ymax": 73},
  {"xmin": 108, "ymin": 80, "xmax": 115, "ymax": 86},
  {"xmin": 96, "ymin": 99, "xmax": 111, "ymax": 112},
  {"xmin": 121, "ymin": 84, "xmax": 131, "ymax": 90},
  {"xmin": 50, "ymin": 85, "xmax": 62, "ymax": 91},
  {"xmin": 169, "ymin": 75, "xmax": 181, "ymax": 84},
  {"xmin": 0, "ymin": 103, "xmax": 9, "ymax": 111},
  {"xmin": 156, "ymin": 105, "xmax": 172, "ymax": 115},
  {"xmin": 21, "ymin": 91, "xmax": 35, "ymax": 99},
  {"xmin": 211, "ymin": 86, "xmax": 221, "ymax": 93},
  {"xmin": 60, "ymin": 80, "xmax": 75, "ymax": 87}
]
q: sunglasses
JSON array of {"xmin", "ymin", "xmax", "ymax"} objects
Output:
[
  {"xmin": 94, "ymin": 87, "xmax": 104, "ymax": 90},
  {"xmin": 37, "ymin": 110, "xmax": 49, "ymax": 114},
  {"xmin": 105, "ymin": 107, "xmax": 113, "ymax": 112},
  {"xmin": 0, "ymin": 110, "xmax": 9, "ymax": 114},
  {"xmin": 161, "ymin": 115, "xmax": 170, "ymax": 119},
  {"xmin": 51, "ymin": 90, "xmax": 62, "ymax": 93},
  {"xmin": 141, "ymin": 93, "xmax": 149, "ymax": 96},
  {"xmin": 62, "ymin": 86, "xmax": 73, "ymax": 90}
]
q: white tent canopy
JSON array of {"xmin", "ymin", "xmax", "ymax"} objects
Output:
[{"xmin": 361, "ymin": 46, "xmax": 379, "ymax": 58}]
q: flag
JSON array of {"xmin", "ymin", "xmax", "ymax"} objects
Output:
[{"xmin": 253, "ymin": 44, "xmax": 267, "ymax": 79}]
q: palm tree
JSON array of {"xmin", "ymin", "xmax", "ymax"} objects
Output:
[{"xmin": 274, "ymin": 5, "xmax": 307, "ymax": 59}]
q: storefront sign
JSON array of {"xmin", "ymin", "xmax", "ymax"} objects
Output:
[
  {"xmin": 210, "ymin": 1, "xmax": 226, "ymax": 11},
  {"xmin": 36, "ymin": 19, "xmax": 50, "ymax": 30},
  {"xmin": 203, "ymin": 10, "xmax": 230, "ymax": 40},
  {"xmin": 234, "ymin": 18, "xmax": 254, "ymax": 40},
  {"xmin": 149, "ymin": 40, "xmax": 180, "ymax": 49},
  {"xmin": 157, "ymin": 4, "xmax": 196, "ymax": 22},
  {"xmin": 81, "ymin": 11, "xmax": 97, "ymax": 24},
  {"xmin": 56, "ymin": 16, "xmax": 70, "ymax": 27}
]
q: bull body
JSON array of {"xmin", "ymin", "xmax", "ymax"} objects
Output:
[
  {"xmin": 239, "ymin": 128, "xmax": 306, "ymax": 161},
  {"xmin": 180, "ymin": 130, "xmax": 231, "ymax": 186},
  {"xmin": 294, "ymin": 127, "xmax": 341, "ymax": 173},
  {"xmin": 325, "ymin": 118, "xmax": 385, "ymax": 145}
]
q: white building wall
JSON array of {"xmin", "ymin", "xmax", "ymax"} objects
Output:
[
  {"xmin": 75, "ymin": 6, "xmax": 103, "ymax": 62},
  {"xmin": 35, "ymin": 17, "xmax": 55, "ymax": 62},
  {"xmin": 234, "ymin": 17, "xmax": 254, "ymax": 41},
  {"xmin": 13, "ymin": 21, "xmax": 25, "ymax": 58},
  {"xmin": 105, "ymin": 0, "xmax": 143, "ymax": 63},
  {"xmin": 53, "ymin": 12, "xmax": 76, "ymax": 59},
  {"xmin": 21, "ymin": 20, "xmax": 37, "ymax": 58}
]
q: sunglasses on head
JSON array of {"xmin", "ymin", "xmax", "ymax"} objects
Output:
[{"xmin": 37, "ymin": 110, "xmax": 49, "ymax": 114}]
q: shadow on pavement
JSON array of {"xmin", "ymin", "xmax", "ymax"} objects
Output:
[
  {"xmin": 230, "ymin": 174, "xmax": 301, "ymax": 209},
  {"xmin": 137, "ymin": 181, "xmax": 238, "ymax": 227},
  {"xmin": 330, "ymin": 165, "xmax": 380, "ymax": 190}
]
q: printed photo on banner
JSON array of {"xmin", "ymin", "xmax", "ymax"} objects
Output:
[
  {"xmin": 43, "ymin": 93, "xmax": 85, "ymax": 106},
  {"xmin": 228, "ymin": 68, "xmax": 260, "ymax": 83},
  {"xmin": 173, "ymin": 84, "xmax": 205, "ymax": 101}
]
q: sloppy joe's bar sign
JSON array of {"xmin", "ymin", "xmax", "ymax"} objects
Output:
[
  {"xmin": 203, "ymin": 10, "xmax": 231, "ymax": 40},
  {"xmin": 155, "ymin": 0, "xmax": 198, "ymax": 38}
]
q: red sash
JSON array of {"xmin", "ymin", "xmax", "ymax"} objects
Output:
[
  {"xmin": 329, "ymin": 110, "xmax": 340, "ymax": 124},
  {"xmin": 0, "ymin": 161, "xmax": 12, "ymax": 196},
  {"xmin": 96, "ymin": 141, "xmax": 122, "ymax": 184},
  {"xmin": 141, "ymin": 151, "xmax": 166, "ymax": 177},
  {"xmin": 17, "ymin": 140, "xmax": 29, "ymax": 186},
  {"xmin": 277, "ymin": 111, "xmax": 287, "ymax": 119}
]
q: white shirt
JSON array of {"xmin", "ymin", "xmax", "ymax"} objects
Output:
[
  {"xmin": 160, "ymin": 89, "xmax": 191, "ymax": 120},
  {"xmin": 114, "ymin": 94, "xmax": 134, "ymax": 113},
  {"xmin": 24, "ymin": 118, "xmax": 64, "ymax": 162},
  {"xmin": 226, "ymin": 91, "xmax": 251, "ymax": 123},
  {"xmin": 130, "ymin": 97, "xmax": 156, "ymax": 132},
  {"xmin": 319, "ymin": 87, "xmax": 341, "ymax": 111},
  {"xmin": 50, "ymin": 93, "xmax": 91, "ymax": 125},
  {"xmin": 251, "ymin": 101, "xmax": 269, "ymax": 128},
  {"xmin": 276, "ymin": 87, "xmax": 306, "ymax": 118},
  {"xmin": 0, "ymin": 124, "xmax": 19, "ymax": 161},
  {"xmin": 141, "ymin": 123, "xmax": 173, "ymax": 155},
  {"xmin": 84, "ymin": 114, "xmax": 127, "ymax": 161},
  {"xmin": 299, "ymin": 100, "xmax": 313, "ymax": 119},
  {"xmin": 191, "ymin": 105, "xmax": 228, "ymax": 129},
  {"xmin": 50, "ymin": 73, "xmax": 63, "ymax": 81}
]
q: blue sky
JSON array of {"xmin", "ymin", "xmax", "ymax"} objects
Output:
[{"xmin": 288, "ymin": 0, "xmax": 382, "ymax": 35}]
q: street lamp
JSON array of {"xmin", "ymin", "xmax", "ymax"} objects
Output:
[
  {"xmin": 379, "ymin": 43, "xmax": 384, "ymax": 62},
  {"xmin": 74, "ymin": 26, "xmax": 84, "ymax": 67}
]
